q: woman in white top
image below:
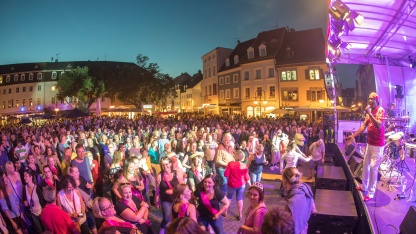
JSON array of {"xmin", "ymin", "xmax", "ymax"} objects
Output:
[
  {"xmin": 280, "ymin": 141, "xmax": 311, "ymax": 173},
  {"xmin": 57, "ymin": 175, "xmax": 88, "ymax": 233}
]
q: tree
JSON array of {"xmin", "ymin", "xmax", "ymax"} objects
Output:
[
  {"xmin": 115, "ymin": 54, "xmax": 176, "ymax": 109},
  {"xmin": 56, "ymin": 66, "xmax": 105, "ymax": 112}
]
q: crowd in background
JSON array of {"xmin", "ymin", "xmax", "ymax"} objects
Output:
[{"xmin": 0, "ymin": 113, "xmax": 331, "ymax": 234}]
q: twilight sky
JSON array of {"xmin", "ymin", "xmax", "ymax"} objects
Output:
[{"xmin": 1, "ymin": 0, "xmax": 358, "ymax": 87}]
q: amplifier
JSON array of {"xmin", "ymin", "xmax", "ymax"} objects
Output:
[
  {"xmin": 315, "ymin": 165, "xmax": 347, "ymax": 191},
  {"xmin": 308, "ymin": 189, "xmax": 358, "ymax": 234}
]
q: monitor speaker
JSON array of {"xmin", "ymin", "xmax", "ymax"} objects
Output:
[{"xmin": 400, "ymin": 206, "xmax": 416, "ymax": 234}]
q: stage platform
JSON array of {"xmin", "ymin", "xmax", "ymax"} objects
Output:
[{"xmin": 338, "ymin": 143, "xmax": 416, "ymax": 234}]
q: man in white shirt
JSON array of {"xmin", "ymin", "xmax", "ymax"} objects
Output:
[{"xmin": 308, "ymin": 139, "xmax": 325, "ymax": 180}]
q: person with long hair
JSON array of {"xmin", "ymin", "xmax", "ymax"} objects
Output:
[
  {"xmin": 247, "ymin": 144, "xmax": 266, "ymax": 184},
  {"xmin": 171, "ymin": 183, "xmax": 197, "ymax": 222},
  {"xmin": 224, "ymin": 150, "xmax": 251, "ymax": 220},
  {"xmin": 47, "ymin": 155, "xmax": 63, "ymax": 179},
  {"xmin": 39, "ymin": 165, "xmax": 61, "ymax": 191},
  {"xmin": 187, "ymin": 154, "xmax": 212, "ymax": 192},
  {"xmin": 166, "ymin": 217, "xmax": 205, "ymax": 234},
  {"xmin": 193, "ymin": 174, "xmax": 229, "ymax": 234},
  {"xmin": 155, "ymin": 156, "xmax": 183, "ymax": 234},
  {"xmin": 23, "ymin": 169, "xmax": 45, "ymax": 233},
  {"xmin": 237, "ymin": 182, "xmax": 267, "ymax": 234},
  {"xmin": 44, "ymin": 146, "xmax": 61, "ymax": 168},
  {"xmin": 0, "ymin": 171, "xmax": 28, "ymax": 234},
  {"xmin": 114, "ymin": 184, "xmax": 152, "ymax": 234},
  {"xmin": 261, "ymin": 208, "xmax": 294, "ymax": 234},
  {"xmin": 281, "ymin": 167, "xmax": 316, "ymax": 234},
  {"xmin": 92, "ymin": 197, "xmax": 138, "ymax": 234},
  {"xmin": 56, "ymin": 175, "xmax": 88, "ymax": 234},
  {"xmin": 69, "ymin": 164, "xmax": 97, "ymax": 234},
  {"xmin": 112, "ymin": 158, "xmax": 145, "ymax": 202}
]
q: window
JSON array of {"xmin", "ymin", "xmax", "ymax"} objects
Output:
[
  {"xmin": 29, "ymin": 86, "xmax": 33, "ymax": 92},
  {"xmin": 219, "ymin": 90, "xmax": 224, "ymax": 100},
  {"xmin": 286, "ymin": 47, "xmax": 294, "ymax": 58},
  {"xmin": 268, "ymin": 68, "xmax": 275, "ymax": 78},
  {"xmin": 307, "ymin": 68, "xmax": 322, "ymax": 80},
  {"xmin": 8, "ymin": 100, "xmax": 12, "ymax": 108},
  {"xmin": 259, "ymin": 44, "xmax": 267, "ymax": 57},
  {"xmin": 2, "ymin": 101, "xmax": 5, "ymax": 109},
  {"xmin": 37, "ymin": 98, "xmax": 41, "ymax": 105},
  {"xmin": 280, "ymin": 69, "xmax": 297, "ymax": 81},
  {"xmin": 233, "ymin": 88, "xmax": 239, "ymax": 98},
  {"xmin": 205, "ymin": 86, "xmax": 208, "ymax": 96},
  {"xmin": 233, "ymin": 74, "xmax": 238, "ymax": 83},
  {"xmin": 307, "ymin": 89, "xmax": 325, "ymax": 101},
  {"xmin": 52, "ymin": 97, "xmax": 56, "ymax": 104},
  {"xmin": 255, "ymin": 70, "xmax": 261, "ymax": 79},
  {"xmin": 269, "ymin": 86, "xmax": 276, "ymax": 98},
  {"xmin": 8, "ymin": 89, "xmax": 11, "ymax": 94},
  {"xmin": 225, "ymin": 76, "xmax": 230, "ymax": 84},
  {"xmin": 16, "ymin": 87, "xmax": 19, "ymax": 93},
  {"xmin": 213, "ymin": 66, "xmax": 216, "ymax": 76},
  {"xmin": 219, "ymin": 77, "xmax": 224, "ymax": 85},
  {"xmin": 234, "ymin": 55, "xmax": 239, "ymax": 64},
  {"xmin": 208, "ymin": 68, "xmax": 211, "ymax": 77},
  {"xmin": 225, "ymin": 58, "xmax": 230, "ymax": 67},
  {"xmin": 225, "ymin": 89, "xmax": 230, "ymax": 99},
  {"xmin": 281, "ymin": 88, "xmax": 299, "ymax": 101},
  {"xmin": 68, "ymin": 97, "xmax": 73, "ymax": 103},
  {"xmin": 6, "ymin": 75, "xmax": 10, "ymax": 83},
  {"xmin": 213, "ymin": 54, "xmax": 215, "ymax": 59},
  {"xmin": 15, "ymin": 100, "xmax": 19, "ymax": 107},
  {"xmin": 21, "ymin": 74, "xmax": 25, "ymax": 81},
  {"xmin": 244, "ymin": 71, "xmax": 249, "ymax": 80},
  {"xmin": 23, "ymin": 87, "xmax": 26, "ymax": 92},
  {"xmin": 245, "ymin": 88, "xmax": 250, "ymax": 98},
  {"xmin": 38, "ymin": 85, "xmax": 42, "ymax": 91},
  {"xmin": 29, "ymin": 74, "xmax": 33, "ymax": 80},
  {"xmin": 0, "ymin": 77, "xmax": 2, "ymax": 84},
  {"xmin": 213, "ymin": 83, "xmax": 217, "ymax": 95},
  {"xmin": 2, "ymin": 89, "xmax": 5, "ymax": 94},
  {"xmin": 247, "ymin": 47, "xmax": 254, "ymax": 59},
  {"xmin": 208, "ymin": 85, "xmax": 212, "ymax": 96},
  {"xmin": 37, "ymin": 73, "xmax": 42, "ymax": 80},
  {"xmin": 204, "ymin": 70, "xmax": 207, "ymax": 79},
  {"xmin": 14, "ymin": 75, "xmax": 18, "ymax": 82},
  {"xmin": 52, "ymin": 71, "xmax": 57, "ymax": 79},
  {"xmin": 29, "ymin": 98, "xmax": 33, "ymax": 106}
]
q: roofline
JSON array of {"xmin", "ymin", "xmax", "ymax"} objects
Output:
[{"xmin": 201, "ymin": 47, "xmax": 233, "ymax": 58}]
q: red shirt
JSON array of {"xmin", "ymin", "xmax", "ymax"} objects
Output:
[
  {"xmin": 40, "ymin": 204, "xmax": 77, "ymax": 234},
  {"xmin": 365, "ymin": 106, "xmax": 385, "ymax": 146},
  {"xmin": 224, "ymin": 161, "xmax": 250, "ymax": 188}
]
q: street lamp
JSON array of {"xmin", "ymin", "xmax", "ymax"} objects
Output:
[
  {"xmin": 254, "ymin": 89, "xmax": 267, "ymax": 117},
  {"xmin": 54, "ymin": 108, "xmax": 59, "ymax": 118}
]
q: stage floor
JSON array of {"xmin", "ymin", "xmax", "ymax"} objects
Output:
[{"xmin": 340, "ymin": 143, "xmax": 416, "ymax": 234}]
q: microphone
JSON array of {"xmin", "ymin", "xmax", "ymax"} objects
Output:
[{"xmin": 363, "ymin": 105, "xmax": 370, "ymax": 114}]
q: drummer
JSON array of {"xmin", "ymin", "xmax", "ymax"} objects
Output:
[{"xmin": 387, "ymin": 103, "xmax": 396, "ymax": 118}]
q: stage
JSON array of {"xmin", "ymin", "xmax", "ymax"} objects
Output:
[{"xmin": 337, "ymin": 143, "xmax": 416, "ymax": 234}]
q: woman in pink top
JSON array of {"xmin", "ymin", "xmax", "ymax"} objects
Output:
[
  {"xmin": 237, "ymin": 182, "xmax": 267, "ymax": 234},
  {"xmin": 224, "ymin": 150, "xmax": 251, "ymax": 220}
]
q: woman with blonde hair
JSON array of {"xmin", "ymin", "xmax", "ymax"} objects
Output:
[
  {"xmin": 281, "ymin": 167, "xmax": 316, "ymax": 234},
  {"xmin": 224, "ymin": 150, "xmax": 251, "ymax": 220},
  {"xmin": 92, "ymin": 196, "xmax": 138, "ymax": 234},
  {"xmin": 171, "ymin": 183, "xmax": 197, "ymax": 222}
]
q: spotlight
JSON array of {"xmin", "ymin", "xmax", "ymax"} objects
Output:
[
  {"xmin": 395, "ymin": 85, "xmax": 404, "ymax": 99},
  {"xmin": 329, "ymin": 0, "xmax": 350, "ymax": 21}
]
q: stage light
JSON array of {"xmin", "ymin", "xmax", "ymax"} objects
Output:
[
  {"xmin": 329, "ymin": 0, "xmax": 350, "ymax": 21},
  {"xmin": 340, "ymin": 42, "xmax": 351, "ymax": 50},
  {"xmin": 350, "ymin": 11, "xmax": 364, "ymax": 26}
]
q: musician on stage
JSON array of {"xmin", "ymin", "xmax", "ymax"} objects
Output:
[
  {"xmin": 386, "ymin": 103, "xmax": 396, "ymax": 118},
  {"xmin": 346, "ymin": 92, "xmax": 385, "ymax": 202}
]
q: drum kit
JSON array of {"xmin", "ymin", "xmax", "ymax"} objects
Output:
[{"xmin": 381, "ymin": 116, "xmax": 416, "ymax": 201}]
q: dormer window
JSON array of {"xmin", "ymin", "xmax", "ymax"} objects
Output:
[
  {"xmin": 234, "ymin": 55, "xmax": 239, "ymax": 64},
  {"xmin": 52, "ymin": 71, "xmax": 57, "ymax": 79},
  {"xmin": 286, "ymin": 46, "xmax": 294, "ymax": 58},
  {"xmin": 259, "ymin": 44, "xmax": 267, "ymax": 57},
  {"xmin": 21, "ymin": 74, "xmax": 25, "ymax": 81},
  {"xmin": 225, "ymin": 58, "xmax": 230, "ymax": 67},
  {"xmin": 247, "ymin": 47, "xmax": 254, "ymax": 59},
  {"xmin": 14, "ymin": 75, "xmax": 18, "ymax": 82},
  {"xmin": 37, "ymin": 73, "xmax": 42, "ymax": 80}
]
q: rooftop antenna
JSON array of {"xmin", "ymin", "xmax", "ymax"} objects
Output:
[
  {"xmin": 234, "ymin": 38, "xmax": 240, "ymax": 44},
  {"xmin": 56, "ymin": 52, "xmax": 62, "ymax": 62},
  {"xmin": 274, "ymin": 22, "xmax": 279, "ymax": 28}
]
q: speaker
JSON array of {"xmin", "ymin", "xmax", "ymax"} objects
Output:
[
  {"xmin": 324, "ymin": 72, "xmax": 336, "ymax": 100},
  {"xmin": 315, "ymin": 165, "xmax": 347, "ymax": 191},
  {"xmin": 348, "ymin": 155, "xmax": 363, "ymax": 181},
  {"xmin": 400, "ymin": 206, "xmax": 416, "ymax": 234},
  {"xmin": 308, "ymin": 189, "xmax": 357, "ymax": 234}
]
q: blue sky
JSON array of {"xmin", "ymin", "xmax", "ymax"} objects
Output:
[{"xmin": 0, "ymin": 0, "xmax": 348, "ymax": 82}]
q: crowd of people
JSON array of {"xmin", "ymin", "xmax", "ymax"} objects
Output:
[{"xmin": 0, "ymin": 113, "xmax": 330, "ymax": 234}]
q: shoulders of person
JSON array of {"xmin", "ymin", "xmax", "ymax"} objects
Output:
[
  {"xmin": 214, "ymin": 188, "xmax": 225, "ymax": 199},
  {"xmin": 132, "ymin": 194, "xmax": 142, "ymax": 205}
]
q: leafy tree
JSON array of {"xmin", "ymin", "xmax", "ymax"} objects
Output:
[
  {"xmin": 115, "ymin": 54, "xmax": 176, "ymax": 109},
  {"xmin": 56, "ymin": 66, "xmax": 105, "ymax": 112}
]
